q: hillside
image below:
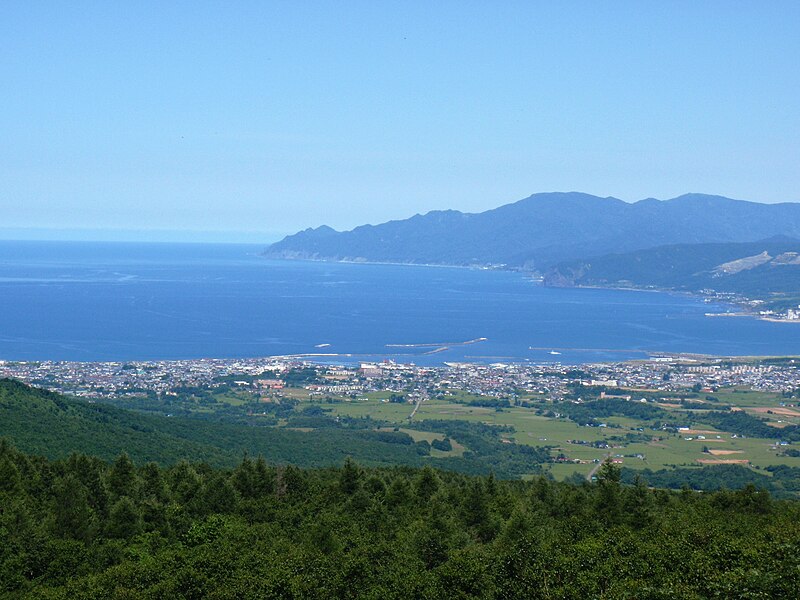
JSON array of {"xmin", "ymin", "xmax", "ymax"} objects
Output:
[
  {"xmin": 265, "ymin": 193, "xmax": 800, "ymax": 269},
  {"xmin": 0, "ymin": 378, "xmax": 421, "ymax": 468},
  {"xmin": 544, "ymin": 236, "xmax": 800, "ymax": 297},
  {"xmin": 0, "ymin": 379, "xmax": 548, "ymax": 477}
]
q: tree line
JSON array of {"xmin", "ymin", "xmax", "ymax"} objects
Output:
[{"xmin": 2, "ymin": 440, "xmax": 799, "ymax": 598}]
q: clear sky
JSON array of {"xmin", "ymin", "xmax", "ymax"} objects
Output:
[{"xmin": 2, "ymin": 1, "xmax": 799, "ymax": 240}]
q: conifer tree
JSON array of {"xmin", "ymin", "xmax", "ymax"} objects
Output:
[
  {"xmin": 0, "ymin": 456, "xmax": 21, "ymax": 494},
  {"xmin": 253, "ymin": 456, "xmax": 275, "ymax": 496},
  {"xmin": 170, "ymin": 461, "xmax": 202, "ymax": 506},
  {"xmin": 108, "ymin": 453, "xmax": 138, "ymax": 500},
  {"xmin": 232, "ymin": 455, "xmax": 257, "ymax": 499},
  {"xmin": 201, "ymin": 473, "xmax": 238, "ymax": 514},
  {"xmin": 106, "ymin": 496, "xmax": 141, "ymax": 539},
  {"xmin": 141, "ymin": 461, "xmax": 168, "ymax": 503},
  {"xmin": 595, "ymin": 459, "xmax": 622, "ymax": 526},
  {"xmin": 414, "ymin": 466, "xmax": 440, "ymax": 502},
  {"xmin": 339, "ymin": 457, "xmax": 361, "ymax": 495},
  {"xmin": 624, "ymin": 474, "xmax": 654, "ymax": 529},
  {"xmin": 52, "ymin": 474, "xmax": 94, "ymax": 541}
]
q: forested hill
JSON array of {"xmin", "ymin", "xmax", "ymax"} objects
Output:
[
  {"xmin": 0, "ymin": 379, "xmax": 548, "ymax": 477},
  {"xmin": 265, "ymin": 193, "xmax": 800, "ymax": 269},
  {"xmin": 2, "ymin": 441, "xmax": 799, "ymax": 597},
  {"xmin": 0, "ymin": 378, "xmax": 443, "ymax": 468},
  {"xmin": 544, "ymin": 236, "xmax": 800, "ymax": 296}
]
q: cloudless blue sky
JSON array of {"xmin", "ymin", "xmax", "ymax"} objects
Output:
[{"xmin": 2, "ymin": 1, "xmax": 799, "ymax": 239}]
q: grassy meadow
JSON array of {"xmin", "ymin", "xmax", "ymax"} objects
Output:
[{"xmin": 288, "ymin": 386, "xmax": 800, "ymax": 480}]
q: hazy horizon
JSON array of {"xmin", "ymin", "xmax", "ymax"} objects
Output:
[
  {"xmin": 3, "ymin": 190, "xmax": 800, "ymax": 243},
  {"xmin": 0, "ymin": 227, "xmax": 286, "ymax": 244}
]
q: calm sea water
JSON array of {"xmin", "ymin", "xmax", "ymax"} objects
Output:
[{"xmin": 0, "ymin": 241, "xmax": 797, "ymax": 364}]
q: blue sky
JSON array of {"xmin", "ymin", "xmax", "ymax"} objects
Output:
[{"xmin": 2, "ymin": 1, "xmax": 799, "ymax": 240}]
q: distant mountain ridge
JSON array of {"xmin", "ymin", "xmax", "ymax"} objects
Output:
[{"xmin": 265, "ymin": 192, "xmax": 800, "ymax": 269}]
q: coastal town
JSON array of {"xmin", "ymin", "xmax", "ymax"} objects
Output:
[{"xmin": 3, "ymin": 354, "xmax": 799, "ymax": 402}]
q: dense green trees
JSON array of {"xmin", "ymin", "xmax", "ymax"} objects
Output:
[
  {"xmin": 0, "ymin": 379, "xmax": 548, "ymax": 478},
  {"xmin": 701, "ymin": 410, "xmax": 800, "ymax": 441},
  {"xmin": 1, "ymin": 441, "xmax": 800, "ymax": 598},
  {"xmin": 4, "ymin": 378, "xmax": 800, "ymax": 596},
  {"xmin": 556, "ymin": 397, "xmax": 671, "ymax": 426}
]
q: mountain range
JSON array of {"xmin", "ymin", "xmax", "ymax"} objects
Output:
[{"xmin": 265, "ymin": 192, "xmax": 800, "ymax": 270}]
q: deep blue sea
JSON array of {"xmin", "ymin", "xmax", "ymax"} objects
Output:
[{"xmin": 0, "ymin": 241, "xmax": 797, "ymax": 364}]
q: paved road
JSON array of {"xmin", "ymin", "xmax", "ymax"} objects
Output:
[
  {"xmin": 586, "ymin": 454, "xmax": 611, "ymax": 481},
  {"xmin": 408, "ymin": 396, "xmax": 424, "ymax": 420}
]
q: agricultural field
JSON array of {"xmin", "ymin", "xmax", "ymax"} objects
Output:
[
  {"xmin": 96, "ymin": 374, "xmax": 800, "ymax": 488},
  {"xmin": 291, "ymin": 385, "xmax": 800, "ymax": 481}
]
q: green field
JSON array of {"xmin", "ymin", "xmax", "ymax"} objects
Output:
[
  {"xmin": 97, "ymin": 379, "xmax": 800, "ymax": 483},
  {"xmin": 292, "ymin": 387, "xmax": 800, "ymax": 480}
]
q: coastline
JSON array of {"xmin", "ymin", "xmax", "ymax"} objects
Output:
[
  {"xmin": 531, "ymin": 281, "xmax": 800, "ymax": 325},
  {"xmin": 760, "ymin": 317, "xmax": 800, "ymax": 324},
  {"xmin": 261, "ymin": 253, "xmax": 488, "ymax": 271},
  {"xmin": 5, "ymin": 351, "xmax": 800, "ymax": 373},
  {"xmin": 265, "ymin": 255, "xmax": 800, "ymax": 325}
]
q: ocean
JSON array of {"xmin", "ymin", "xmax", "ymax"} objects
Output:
[{"xmin": 0, "ymin": 240, "xmax": 796, "ymax": 364}]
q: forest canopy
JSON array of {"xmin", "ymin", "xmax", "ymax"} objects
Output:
[{"xmin": 1, "ymin": 439, "xmax": 799, "ymax": 598}]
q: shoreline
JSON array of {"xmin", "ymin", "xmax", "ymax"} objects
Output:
[
  {"xmin": 5, "ymin": 349, "xmax": 800, "ymax": 370},
  {"xmin": 263, "ymin": 256, "xmax": 800, "ymax": 324},
  {"xmin": 760, "ymin": 316, "xmax": 800, "ymax": 324},
  {"xmin": 261, "ymin": 254, "xmax": 489, "ymax": 271},
  {"xmin": 533, "ymin": 282, "xmax": 800, "ymax": 325}
]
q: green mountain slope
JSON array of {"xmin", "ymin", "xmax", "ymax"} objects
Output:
[
  {"xmin": 544, "ymin": 236, "xmax": 800, "ymax": 297},
  {"xmin": 0, "ymin": 379, "xmax": 436, "ymax": 468},
  {"xmin": 0, "ymin": 379, "xmax": 548, "ymax": 476}
]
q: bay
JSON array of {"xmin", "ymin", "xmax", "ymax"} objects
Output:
[{"xmin": 0, "ymin": 240, "xmax": 797, "ymax": 364}]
